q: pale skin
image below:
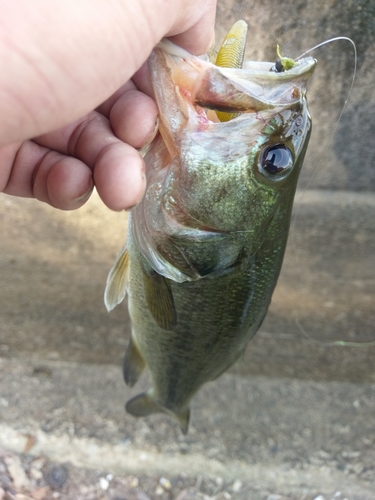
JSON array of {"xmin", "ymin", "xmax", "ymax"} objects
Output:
[{"xmin": 0, "ymin": 0, "xmax": 216, "ymax": 210}]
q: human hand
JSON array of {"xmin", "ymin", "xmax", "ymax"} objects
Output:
[{"xmin": 0, "ymin": 0, "xmax": 216, "ymax": 210}]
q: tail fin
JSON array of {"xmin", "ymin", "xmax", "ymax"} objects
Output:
[{"xmin": 125, "ymin": 392, "xmax": 190, "ymax": 434}]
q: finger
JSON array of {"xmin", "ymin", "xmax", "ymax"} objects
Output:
[
  {"xmin": 132, "ymin": 63, "xmax": 154, "ymax": 98},
  {"xmin": 96, "ymin": 80, "xmax": 137, "ymax": 118},
  {"xmin": 96, "ymin": 78, "xmax": 158, "ymax": 148},
  {"xmin": 168, "ymin": 2, "xmax": 217, "ymax": 55},
  {"xmin": 110, "ymin": 89, "xmax": 158, "ymax": 149},
  {"xmin": 33, "ymin": 152, "xmax": 94, "ymax": 209},
  {"xmin": 1, "ymin": 141, "xmax": 93, "ymax": 210},
  {"xmin": 94, "ymin": 142, "xmax": 146, "ymax": 211},
  {"xmin": 35, "ymin": 112, "xmax": 146, "ymax": 210}
]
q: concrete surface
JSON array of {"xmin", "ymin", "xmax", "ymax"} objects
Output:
[
  {"xmin": 1, "ymin": 191, "xmax": 374, "ymax": 380},
  {"xmin": 1, "ymin": 189, "xmax": 374, "ymax": 499},
  {"xmin": 215, "ymin": 0, "xmax": 375, "ymax": 192},
  {"xmin": 1, "ymin": 357, "xmax": 375, "ymax": 499},
  {"xmin": 1, "ymin": 0, "xmax": 375, "ymax": 497}
]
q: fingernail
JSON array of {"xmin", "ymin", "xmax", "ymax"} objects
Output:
[
  {"xmin": 124, "ymin": 170, "xmax": 146, "ymax": 212},
  {"xmin": 140, "ymin": 116, "xmax": 159, "ymax": 152},
  {"xmin": 74, "ymin": 180, "xmax": 94, "ymax": 203}
]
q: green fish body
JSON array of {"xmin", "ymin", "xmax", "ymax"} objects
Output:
[{"xmin": 105, "ymin": 26, "xmax": 316, "ymax": 433}]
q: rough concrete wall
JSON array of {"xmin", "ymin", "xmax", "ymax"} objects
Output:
[{"xmin": 216, "ymin": 0, "xmax": 375, "ymax": 191}]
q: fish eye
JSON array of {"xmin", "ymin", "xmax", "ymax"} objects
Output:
[{"xmin": 258, "ymin": 144, "xmax": 293, "ymax": 179}]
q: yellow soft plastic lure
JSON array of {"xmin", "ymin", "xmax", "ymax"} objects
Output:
[{"xmin": 215, "ymin": 20, "xmax": 248, "ymax": 122}]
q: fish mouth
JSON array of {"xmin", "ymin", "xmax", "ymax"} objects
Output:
[
  {"xmin": 192, "ymin": 57, "xmax": 316, "ymax": 115},
  {"xmin": 149, "ymin": 43, "xmax": 316, "ymax": 158},
  {"xmin": 155, "ymin": 38, "xmax": 316, "ymax": 116}
]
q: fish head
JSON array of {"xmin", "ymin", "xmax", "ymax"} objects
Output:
[
  {"xmin": 147, "ymin": 43, "xmax": 316, "ymax": 236},
  {"xmin": 132, "ymin": 44, "xmax": 316, "ymax": 282}
]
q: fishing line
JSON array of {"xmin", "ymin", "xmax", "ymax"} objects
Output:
[
  {"xmin": 290, "ymin": 37, "xmax": 374, "ymax": 348},
  {"xmin": 296, "ymin": 37, "xmax": 357, "ymax": 193},
  {"xmin": 295, "ymin": 318, "xmax": 375, "ymax": 348},
  {"xmin": 293, "ymin": 36, "xmax": 357, "ymax": 198}
]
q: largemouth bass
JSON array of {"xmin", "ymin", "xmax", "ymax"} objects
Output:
[{"xmin": 105, "ymin": 22, "xmax": 316, "ymax": 433}]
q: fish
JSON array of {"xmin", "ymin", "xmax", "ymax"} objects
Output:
[{"xmin": 105, "ymin": 21, "xmax": 316, "ymax": 433}]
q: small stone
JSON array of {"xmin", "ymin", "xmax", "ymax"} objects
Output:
[
  {"xmin": 30, "ymin": 458, "xmax": 46, "ymax": 470},
  {"xmin": 0, "ymin": 473, "xmax": 10, "ymax": 489},
  {"xmin": 155, "ymin": 485, "xmax": 164, "ymax": 496},
  {"xmin": 31, "ymin": 486, "xmax": 50, "ymax": 500},
  {"xmin": 99, "ymin": 477, "xmax": 109, "ymax": 490},
  {"xmin": 5, "ymin": 455, "xmax": 31, "ymax": 490},
  {"xmin": 174, "ymin": 491, "xmax": 189, "ymax": 500},
  {"xmin": 23, "ymin": 435, "xmax": 37, "ymax": 453},
  {"xmin": 223, "ymin": 493, "xmax": 232, "ymax": 500},
  {"xmin": 30, "ymin": 468, "xmax": 43, "ymax": 480},
  {"xmin": 231, "ymin": 479, "xmax": 242, "ymax": 492},
  {"xmin": 106, "ymin": 473, "xmax": 113, "ymax": 481},
  {"xmin": 137, "ymin": 492, "xmax": 152, "ymax": 500},
  {"xmin": 130, "ymin": 477, "xmax": 139, "ymax": 488},
  {"xmin": 44, "ymin": 465, "xmax": 68, "ymax": 490},
  {"xmin": 159, "ymin": 477, "xmax": 171, "ymax": 490},
  {"xmin": 314, "ymin": 496, "xmax": 325, "ymax": 500},
  {"xmin": 215, "ymin": 477, "xmax": 223, "ymax": 486}
]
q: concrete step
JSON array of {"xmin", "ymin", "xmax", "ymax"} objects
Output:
[
  {"xmin": 0, "ymin": 190, "xmax": 374, "ymax": 381},
  {"xmin": 1, "ymin": 356, "xmax": 375, "ymax": 499}
]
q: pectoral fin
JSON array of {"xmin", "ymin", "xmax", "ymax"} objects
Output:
[
  {"xmin": 126, "ymin": 392, "xmax": 190, "ymax": 434},
  {"xmin": 104, "ymin": 245, "xmax": 129, "ymax": 312},
  {"xmin": 143, "ymin": 268, "xmax": 177, "ymax": 330},
  {"xmin": 123, "ymin": 337, "xmax": 146, "ymax": 387}
]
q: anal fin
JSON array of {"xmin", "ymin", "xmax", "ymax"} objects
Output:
[{"xmin": 123, "ymin": 337, "xmax": 146, "ymax": 387}]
